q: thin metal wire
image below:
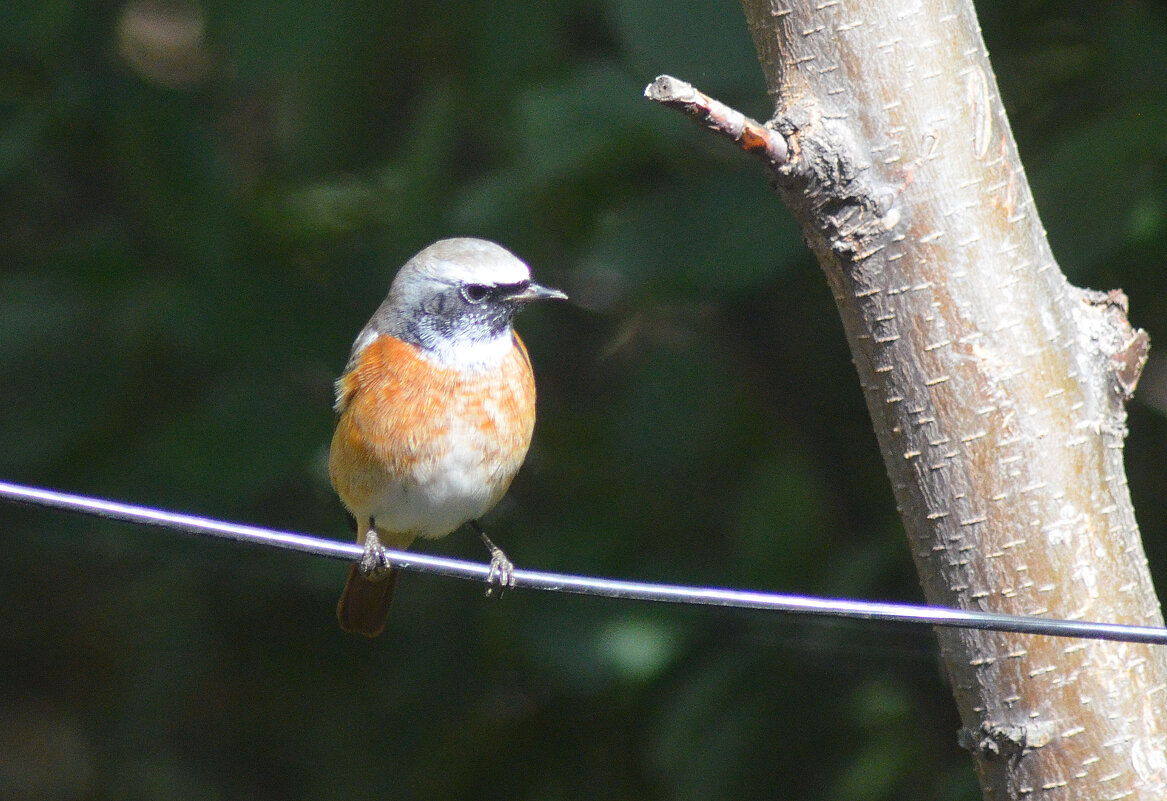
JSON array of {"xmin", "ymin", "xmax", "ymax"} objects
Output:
[{"xmin": 3, "ymin": 478, "xmax": 1166, "ymax": 645}]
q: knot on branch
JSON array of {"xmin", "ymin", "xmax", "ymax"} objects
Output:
[
  {"xmin": 957, "ymin": 720, "xmax": 1055, "ymax": 762},
  {"xmin": 1078, "ymin": 288, "xmax": 1151, "ymax": 413},
  {"xmin": 644, "ymin": 75, "xmax": 901, "ymax": 274}
]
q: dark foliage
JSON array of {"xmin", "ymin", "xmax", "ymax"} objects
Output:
[{"xmin": 2, "ymin": 1, "xmax": 1165, "ymax": 799}]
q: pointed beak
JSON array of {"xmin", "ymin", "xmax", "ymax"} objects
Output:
[{"xmin": 511, "ymin": 281, "xmax": 568, "ymax": 303}]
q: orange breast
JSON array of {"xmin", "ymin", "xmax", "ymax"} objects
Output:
[{"xmin": 329, "ymin": 334, "xmax": 537, "ymax": 538}]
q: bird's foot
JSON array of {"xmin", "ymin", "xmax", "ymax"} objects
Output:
[
  {"xmin": 485, "ymin": 547, "xmax": 516, "ymax": 597},
  {"xmin": 358, "ymin": 530, "xmax": 393, "ymax": 580},
  {"xmin": 474, "ymin": 523, "xmax": 516, "ymax": 597}
]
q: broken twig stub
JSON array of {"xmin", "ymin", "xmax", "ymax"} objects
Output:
[{"xmin": 644, "ymin": 75, "xmax": 788, "ymax": 165}]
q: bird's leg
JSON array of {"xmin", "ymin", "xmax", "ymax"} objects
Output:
[
  {"xmin": 471, "ymin": 521, "xmax": 516, "ymax": 596},
  {"xmin": 357, "ymin": 520, "xmax": 393, "ymax": 580}
]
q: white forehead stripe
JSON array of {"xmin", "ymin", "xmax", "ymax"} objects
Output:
[{"xmin": 410, "ymin": 238, "xmax": 531, "ymax": 286}]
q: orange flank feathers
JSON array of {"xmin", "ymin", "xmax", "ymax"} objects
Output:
[{"xmin": 329, "ymin": 332, "xmax": 537, "ymax": 636}]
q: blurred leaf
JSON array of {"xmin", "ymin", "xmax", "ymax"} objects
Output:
[
  {"xmin": 1032, "ymin": 104, "xmax": 1167, "ymax": 276},
  {"xmin": 0, "ymin": 276, "xmax": 137, "ymax": 474},
  {"xmin": 99, "ymin": 372, "xmax": 327, "ymax": 507},
  {"xmin": 0, "ymin": 2, "xmax": 77, "ymax": 53},
  {"xmin": 581, "ymin": 169, "xmax": 802, "ymax": 299},
  {"xmin": 593, "ymin": 613, "xmax": 684, "ymax": 682},
  {"xmin": 515, "ymin": 62, "xmax": 651, "ymax": 179},
  {"xmin": 455, "ymin": 61, "xmax": 659, "ymax": 231},
  {"xmin": 731, "ymin": 452, "xmax": 830, "ymax": 589}
]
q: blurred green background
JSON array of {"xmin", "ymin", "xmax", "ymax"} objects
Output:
[{"xmin": 2, "ymin": 1, "xmax": 1166, "ymax": 799}]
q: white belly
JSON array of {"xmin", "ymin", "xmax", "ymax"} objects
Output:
[{"xmin": 364, "ymin": 428, "xmax": 512, "ymax": 539}]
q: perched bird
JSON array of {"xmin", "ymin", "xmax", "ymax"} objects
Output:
[{"xmin": 329, "ymin": 238, "xmax": 566, "ymax": 637}]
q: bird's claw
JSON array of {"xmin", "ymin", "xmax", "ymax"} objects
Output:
[
  {"xmin": 358, "ymin": 531, "xmax": 393, "ymax": 579},
  {"xmin": 485, "ymin": 547, "xmax": 516, "ymax": 597},
  {"xmin": 470, "ymin": 522, "xmax": 516, "ymax": 597}
]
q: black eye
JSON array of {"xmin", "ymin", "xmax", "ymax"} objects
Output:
[{"xmin": 461, "ymin": 284, "xmax": 491, "ymax": 303}]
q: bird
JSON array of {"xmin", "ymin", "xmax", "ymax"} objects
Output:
[{"xmin": 329, "ymin": 237, "xmax": 566, "ymax": 637}]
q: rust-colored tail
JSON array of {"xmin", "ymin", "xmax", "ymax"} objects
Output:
[{"xmin": 337, "ymin": 565, "xmax": 399, "ymax": 637}]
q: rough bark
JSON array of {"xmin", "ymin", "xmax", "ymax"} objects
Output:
[{"xmin": 695, "ymin": 1, "xmax": 1166, "ymax": 798}]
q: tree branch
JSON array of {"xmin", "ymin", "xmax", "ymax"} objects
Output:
[
  {"xmin": 644, "ymin": 74, "xmax": 788, "ymax": 165},
  {"xmin": 649, "ymin": 0, "xmax": 1167, "ymax": 798}
]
